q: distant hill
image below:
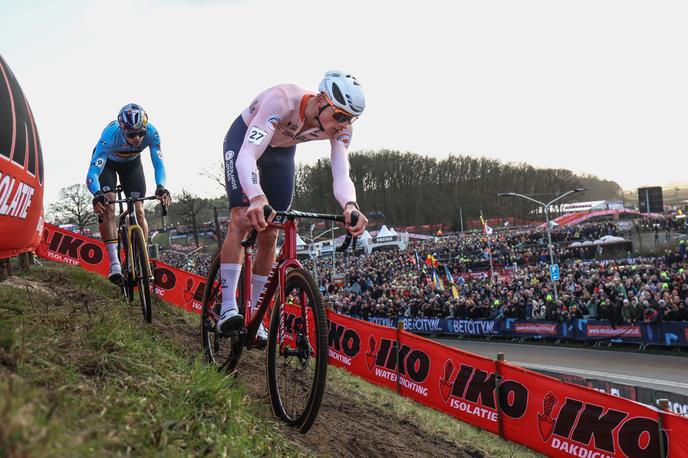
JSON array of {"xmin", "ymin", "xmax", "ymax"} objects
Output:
[{"xmin": 575, "ymin": 174, "xmax": 623, "ymax": 201}]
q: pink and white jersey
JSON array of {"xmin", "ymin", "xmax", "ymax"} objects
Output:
[{"xmin": 236, "ymin": 84, "xmax": 356, "ymax": 208}]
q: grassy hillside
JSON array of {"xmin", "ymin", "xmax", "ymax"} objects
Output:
[
  {"xmin": 0, "ymin": 265, "xmax": 299, "ymax": 457},
  {"xmin": 0, "ymin": 261, "xmax": 538, "ymax": 457}
]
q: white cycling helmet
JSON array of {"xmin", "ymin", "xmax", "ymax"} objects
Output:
[{"xmin": 318, "ymin": 71, "xmax": 365, "ymax": 117}]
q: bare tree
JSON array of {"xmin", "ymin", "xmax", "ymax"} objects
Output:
[
  {"xmin": 175, "ymin": 189, "xmax": 206, "ymax": 248},
  {"xmin": 199, "ymin": 160, "xmax": 226, "ymax": 193},
  {"xmin": 49, "ymin": 184, "xmax": 98, "ymax": 233}
]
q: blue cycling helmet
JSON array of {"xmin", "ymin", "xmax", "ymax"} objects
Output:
[{"xmin": 117, "ymin": 103, "xmax": 148, "ymax": 130}]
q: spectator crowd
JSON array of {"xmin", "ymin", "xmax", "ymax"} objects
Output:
[{"xmin": 158, "ymin": 216, "xmax": 688, "ymax": 324}]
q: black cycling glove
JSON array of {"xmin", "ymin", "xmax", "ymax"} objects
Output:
[
  {"xmin": 92, "ymin": 191, "xmax": 106, "ymax": 208},
  {"xmin": 155, "ymin": 185, "xmax": 170, "ymax": 198}
]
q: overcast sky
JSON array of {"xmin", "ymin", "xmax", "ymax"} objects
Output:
[{"xmin": 2, "ymin": 0, "xmax": 687, "ymax": 205}]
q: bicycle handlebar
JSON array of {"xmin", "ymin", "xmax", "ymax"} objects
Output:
[
  {"xmin": 97, "ymin": 195, "xmax": 167, "ymax": 224},
  {"xmin": 240, "ymin": 205, "xmax": 360, "ymax": 253}
]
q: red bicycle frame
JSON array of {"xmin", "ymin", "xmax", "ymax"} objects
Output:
[{"xmin": 240, "ymin": 218, "xmax": 304, "ymax": 345}]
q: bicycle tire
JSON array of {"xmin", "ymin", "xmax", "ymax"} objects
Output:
[
  {"xmin": 118, "ymin": 227, "xmax": 134, "ymax": 303},
  {"xmin": 201, "ymin": 253, "xmax": 244, "ymax": 372},
  {"xmin": 132, "ymin": 230, "xmax": 152, "ymax": 323},
  {"xmin": 267, "ymin": 268, "xmax": 328, "ymax": 433}
]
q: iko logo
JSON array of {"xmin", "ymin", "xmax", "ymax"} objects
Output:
[
  {"xmin": 364, "ymin": 336, "xmax": 430, "ymax": 384},
  {"xmin": 182, "ymin": 276, "xmax": 205, "ymax": 306},
  {"xmin": 539, "ymin": 395, "xmax": 668, "ymax": 457},
  {"xmin": 439, "ymin": 359, "xmax": 528, "ymax": 421},
  {"xmin": 538, "ymin": 392, "xmax": 557, "ymax": 441},
  {"xmin": 47, "ymin": 231, "xmax": 103, "ymax": 264},
  {"xmin": 328, "ymin": 321, "xmax": 360, "ymax": 358}
]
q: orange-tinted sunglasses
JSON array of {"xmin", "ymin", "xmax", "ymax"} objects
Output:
[{"xmin": 323, "ymin": 93, "xmax": 358, "ymax": 124}]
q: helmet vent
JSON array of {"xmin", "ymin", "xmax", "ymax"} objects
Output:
[{"xmin": 331, "ymin": 83, "xmax": 346, "ymax": 105}]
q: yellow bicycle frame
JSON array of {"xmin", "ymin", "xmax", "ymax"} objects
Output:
[{"xmin": 124, "ymin": 224, "xmax": 152, "ymax": 280}]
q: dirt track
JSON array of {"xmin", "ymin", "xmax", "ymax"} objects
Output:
[{"xmin": 154, "ymin": 305, "xmax": 486, "ymax": 458}]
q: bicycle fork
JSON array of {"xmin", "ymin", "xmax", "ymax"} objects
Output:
[{"xmin": 127, "ymin": 225, "xmax": 153, "ymax": 281}]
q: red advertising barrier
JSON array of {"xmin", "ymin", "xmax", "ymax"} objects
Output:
[
  {"xmin": 327, "ymin": 313, "xmax": 400, "ymax": 394},
  {"xmin": 663, "ymin": 411, "xmax": 688, "ymax": 457},
  {"xmin": 0, "ymin": 55, "xmax": 45, "ymax": 259},
  {"xmin": 37, "ymin": 223, "xmax": 688, "ymax": 456},
  {"xmin": 397, "ymin": 332, "xmax": 500, "ymax": 434},
  {"xmin": 499, "ymin": 362, "xmax": 665, "ymax": 457},
  {"xmin": 37, "ymin": 223, "xmax": 207, "ymax": 315}
]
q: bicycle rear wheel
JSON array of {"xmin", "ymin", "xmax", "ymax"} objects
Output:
[
  {"xmin": 132, "ymin": 231, "xmax": 152, "ymax": 323},
  {"xmin": 201, "ymin": 253, "xmax": 244, "ymax": 372},
  {"xmin": 267, "ymin": 268, "xmax": 328, "ymax": 433}
]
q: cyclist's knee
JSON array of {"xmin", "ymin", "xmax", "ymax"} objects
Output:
[
  {"xmin": 228, "ymin": 207, "xmax": 251, "ymax": 235},
  {"xmin": 102, "ymin": 194, "xmax": 116, "ymax": 221},
  {"xmin": 257, "ymin": 228, "xmax": 278, "ymax": 247},
  {"xmin": 135, "ymin": 207, "xmax": 146, "ymax": 223}
]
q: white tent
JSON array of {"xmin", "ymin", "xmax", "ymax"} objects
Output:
[
  {"xmin": 377, "ymin": 225, "xmax": 394, "ymax": 238},
  {"xmin": 594, "ymin": 235, "xmax": 628, "ymax": 245},
  {"xmin": 296, "ymin": 233, "xmax": 317, "ymax": 258},
  {"xmin": 366, "ymin": 225, "xmax": 406, "ymax": 254}
]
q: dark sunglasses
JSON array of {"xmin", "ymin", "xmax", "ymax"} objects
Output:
[
  {"xmin": 332, "ymin": 111, "xmax": 356, "ymax": 123},
  {"xmin": 323, "ymin": 93, "xmax": 358, "ymax": 124},
  {"xmin": 125, "ymin": 130, "xmax": 146, "ymax": 139}
]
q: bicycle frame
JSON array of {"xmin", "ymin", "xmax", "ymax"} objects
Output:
[
  {"xmin": 206, "ymin": 206, "xmax": 357, "ymax": 345},
  {"xmin": 115, "ymin": 187, "xmax": 152, "ymax": 280},
  {"xmin": 242, "ymin": 218, "xmax": 302, "ymax": 344}
]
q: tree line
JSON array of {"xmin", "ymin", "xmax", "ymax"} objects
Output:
[
  {"xmin": 293, "ymin": 150, "xmax": 623, "ymax": 228},
  {"xmin": 48, "ymin": 150, "xmax": 623, "ymax": 236}
]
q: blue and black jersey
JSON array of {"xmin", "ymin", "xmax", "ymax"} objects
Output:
[{"xmin": 86, "ymin": 121, "xmax": 166, "ymax": 194}]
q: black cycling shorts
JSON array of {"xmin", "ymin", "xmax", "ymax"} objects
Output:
[
  {"xmin": 223, "ymin": 115, "xmax": 296, "ymax": 211},
  {"xmin": 99, "ymin": 155, "xmax": 146, "ymax": 197}
]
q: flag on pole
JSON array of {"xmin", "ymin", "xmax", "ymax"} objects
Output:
[
  {"xmin": 451, "ymin": 284, "xmax": 460, "ymax": 299},
  {"xmin": 444, "ymin": 264, "xmax": 454, "ymax": 284},
  {"xmin": 433, "ymin": 269, "xmax": 444, "ymax": 290},
  {"xmin": 480, "ymin": 211, "xmax": 493, "ymax": 235}
]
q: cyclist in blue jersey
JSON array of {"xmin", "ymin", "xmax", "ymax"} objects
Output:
[{"xmin": 86, "ymin": 103, "xmax": 172, "ymax": 284}]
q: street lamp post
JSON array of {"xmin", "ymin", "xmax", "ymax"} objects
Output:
[
  {"xmin": 497, "ymin": 188, "xmax": 585, "ymax": 302},
  {"xmin": 307, "ymin": 225, "xmax": 343, "ymax": 287}
]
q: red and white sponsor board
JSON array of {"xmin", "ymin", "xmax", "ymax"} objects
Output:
[
  {"xmin": 514, "ymin": 322, "xmax": 559, "ymax": 335},
  {"xmin": 587, "ymin": 325, "xmax": 642, "ymax": 338},
  {"xmin": 0, "ymin": 55, "xmax": 44, "ymax": 259}
]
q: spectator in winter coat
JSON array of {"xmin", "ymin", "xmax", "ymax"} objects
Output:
[{"xmin": 643, "ymin": 303, "xmax": 659, "ymax": 324}]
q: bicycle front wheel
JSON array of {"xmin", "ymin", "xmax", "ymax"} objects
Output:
[
  {"xmin": 267, "ymin": 268, "xmax": 328, "ymax": 433},
  {"xmin": 201, "ymin": 253, "xmax": 244, "ymax": 372},
  {"xmin": 119, "ymin": 227, "xmax": 134, "ymax": 303},
  {"xmin": 132, "ymin": 231, "xmax": 152, "ymax": 323}
]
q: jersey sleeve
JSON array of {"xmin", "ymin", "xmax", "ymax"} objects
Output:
[
  {"xmin": 146, "ymin": 124, "xmax": 167, "ymax": 187},
  {"xmin": 85, "ymin": 138, "xmax": 109, "ymax": 194},
  {"xmin": 330, "ymin": 128, "xmax": 357, "ymax": 209},
  {"xmin": 235, "ymin": 93, "xmax": 287, "ymax": 201}
]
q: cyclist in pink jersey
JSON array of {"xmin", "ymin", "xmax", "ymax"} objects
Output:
[{"xmin": 217, "ymin": 71, "xmax": 369, "ymax": 342}]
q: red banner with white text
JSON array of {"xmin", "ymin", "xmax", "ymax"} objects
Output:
[
  {"xmin": 0, "ymin": 55, "xmax": 45, "ymax": 259},
  {"xmin": 36, "ymin": 223, "xmax": 207, "ymax": 315},
  {"xmin": 498, "ymin": 362, "xmax": 665, "ymax": 457}
]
